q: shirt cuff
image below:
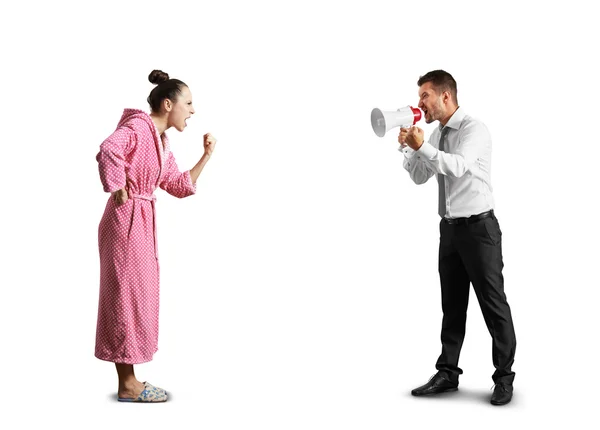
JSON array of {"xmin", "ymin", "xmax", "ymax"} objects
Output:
[
  {"xmin": 399, "ymin": 146, "xmax": 416, "ymax": 158},
  {"xmin": 416, "ymin": 142, "xmax": 438, "ymax": 160}
]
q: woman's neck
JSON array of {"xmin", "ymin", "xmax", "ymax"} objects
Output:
[{"xmin": 150, "ymin": 112, "xmax": 168, "ymax": 135}]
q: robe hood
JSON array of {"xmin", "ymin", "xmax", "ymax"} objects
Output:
[
  {"xmin": 117, "ymin": 109, "xmax": 157, "ymax": 132},
  {"xmin": 115, "ymin": 108, "xmax": 167, "ymax": 176}
]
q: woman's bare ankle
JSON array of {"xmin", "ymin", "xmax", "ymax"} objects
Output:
[{"xmin": 118, "ymin": 379, "xmax": 145, "ymax": 398}]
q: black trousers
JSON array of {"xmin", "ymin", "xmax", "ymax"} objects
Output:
[{"xmin": 435, "ymin": 212, "xmax": 516, "ymax": 385}]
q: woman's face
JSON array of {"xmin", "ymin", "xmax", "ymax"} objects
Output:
[{"xmin": 168, "ymin": 86, "xmax": 195, "ymax": 132}]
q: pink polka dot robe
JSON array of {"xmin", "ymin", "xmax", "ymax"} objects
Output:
[{"xmin": 95, "ymin": 109, "xmax": 196, "ymax": 364}]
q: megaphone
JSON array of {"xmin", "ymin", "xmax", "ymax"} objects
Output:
[{"xmin": 371, "ymin": 106, "xmax": 422, "ymax": 137}]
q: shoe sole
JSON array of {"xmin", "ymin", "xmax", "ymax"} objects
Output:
[{"xmin": 411, "ymin": 387, "xmax": 458, "ymax": 396}]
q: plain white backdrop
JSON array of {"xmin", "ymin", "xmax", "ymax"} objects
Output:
[{"xmin": 1, "ymin": 0, "xmax": 598, "ymax": 428}]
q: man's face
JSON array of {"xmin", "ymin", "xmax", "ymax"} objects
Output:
[{"xmin": 418, "ymin": 82, "xmax": 445, "ymax": 124}]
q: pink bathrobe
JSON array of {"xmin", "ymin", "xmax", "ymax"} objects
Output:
[{"xmin": 95, "ymin": 109, "xmax": 196, "ymax": 364}]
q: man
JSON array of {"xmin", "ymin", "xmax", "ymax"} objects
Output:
[{"xmin": 399, "ymin": 70, "xmax": 517, "ymax": 406}]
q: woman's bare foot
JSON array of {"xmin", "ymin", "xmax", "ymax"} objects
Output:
[{"xmin": 117, "ymin": 379, "xmax": 146, "ymax": 400}]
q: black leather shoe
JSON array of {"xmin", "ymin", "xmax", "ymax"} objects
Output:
[
  {"xmin": 490, "ymin": 383, "xmax": 513, "ymax": 405},
  {"xmin": 411, "ymin": 372, "xmax": 458, "ymax": 396}
]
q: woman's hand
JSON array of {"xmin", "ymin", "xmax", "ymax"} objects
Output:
[
  {"xmin": 190, "ymin": 133, "xmax": 217, "ymax": 184},
  {"xmin": 203, "ymin": 133, "xmax": 217, "ymax": 157},
  {"xmin": 112, "ymin": 188, "xmax": 128, "ymax": 205}
]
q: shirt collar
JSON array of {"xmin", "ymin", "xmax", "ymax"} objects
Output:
[{"xmin": 439, "ymin": 106, "xmax": 465, "ymax": 131}]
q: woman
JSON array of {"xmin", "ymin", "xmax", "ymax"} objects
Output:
[{"xmin": 95, "ymin": 70, "xmax": 216, "ymax": 402}]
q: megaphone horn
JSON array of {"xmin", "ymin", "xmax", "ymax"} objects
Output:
[{"xmin": 371, "ymin": 106, "xmax": 422, "ymax": 137}]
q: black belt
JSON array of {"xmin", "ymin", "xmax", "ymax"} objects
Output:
[{"xmin": 443, "ymin": 210, "xmax": 494, "ymax": 225}]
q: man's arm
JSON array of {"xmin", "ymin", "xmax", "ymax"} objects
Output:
[
  {"xmin": 399, "ymin": 126, "xmax": 435, "ymax": 184},
  {"xmin": 405, "ymin": 122, "xmax": 490, "ymax": 178},
  {"xmin": 402, "ymin": 146, "xmax": 436, "ymax": 184}
]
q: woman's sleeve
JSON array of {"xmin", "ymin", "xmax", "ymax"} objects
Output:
[
  {"xmin": 96, "ymin": 126, "xmax": 136, "ymax": 193},
  {"xmin": 159, "ymin": 151, "xmax": 197, "ymax": 198}
]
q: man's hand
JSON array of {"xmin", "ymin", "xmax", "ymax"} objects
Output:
[
  {"xmin": 398, "ymin": 127, "xmax": 409, "ymax": 149},
  {"xmin": 405, "ymin": 126, "xmax": 425, "ymax": 151}
]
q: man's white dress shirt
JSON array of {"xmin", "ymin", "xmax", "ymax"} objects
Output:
[{"xmin": 402, "ymin": 107, "xmax": 495, "ymax": 218}]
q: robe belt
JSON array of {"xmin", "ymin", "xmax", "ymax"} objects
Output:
[{"xmin": 129, "ymin": 192, "xmax": 158, "ymax": 259}]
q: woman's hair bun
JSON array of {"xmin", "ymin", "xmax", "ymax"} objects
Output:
[{"xmin": 148, "ymin": 70, "xmax": 170, "ymax": 85}]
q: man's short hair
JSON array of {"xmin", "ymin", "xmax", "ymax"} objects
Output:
[{"xmin": 417, "ymin": 70, "xmax": 458, "ymax": 105}]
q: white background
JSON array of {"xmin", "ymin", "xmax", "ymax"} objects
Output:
[{"xmin": 1, "ymin": 0, "xmax": 598, "ymax": 428}]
